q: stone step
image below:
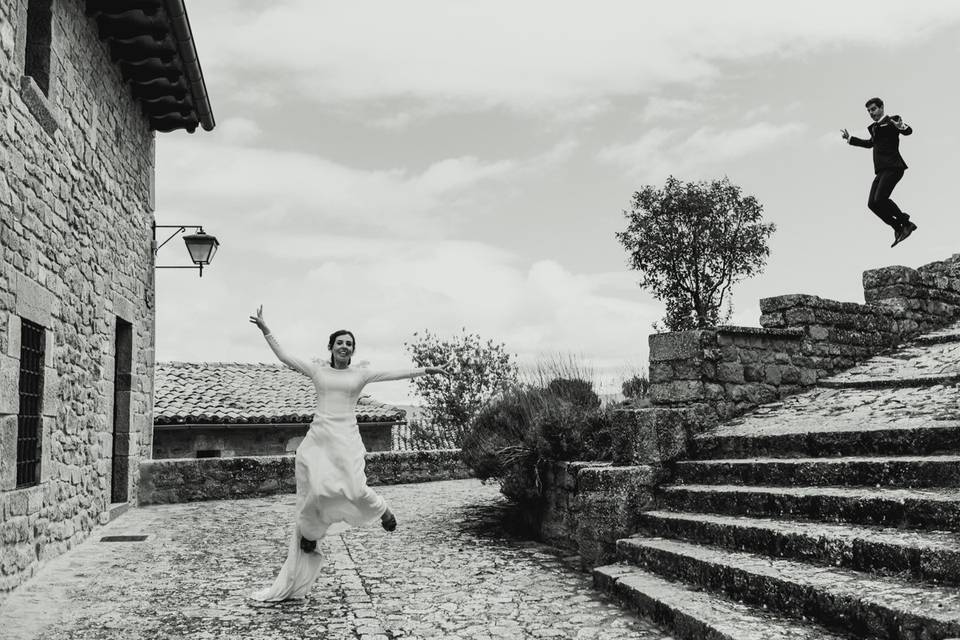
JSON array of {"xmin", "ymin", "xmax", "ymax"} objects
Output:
[
  {"xmin": 659, "ymin": 484, "xmax": 960, "ymax": 531},
  {"xmin": 637, "ymin": 510, "xmax": 960, "ymax": 585},
  {"xmin": 692, "ymin": 422, "xmax": 960, "ymax": 460},
  {"xmin": 593, "ymin": 563, "xmax": 852, "ymax": 640},
  {"xmin": 819, "ymin": 373, "xmax": 960, "ymax": 390},
  {"xmin": 674, "ymin": 455, "xmax": 960, "ymax": 488},
  {"xmin": 915, "ymin": 332, "xmax": 960, "ymax": 346},
  {"xmin": 616, "ymin": 537, "xmax": 960, "ymax": 640}
]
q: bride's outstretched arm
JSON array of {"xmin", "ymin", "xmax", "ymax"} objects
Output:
[
  {"xmin": 364, "ymin": 359, "xmax": 453, "ymax": 383},
  {"xmin": 249, "ymin": 305, "xmax": 313, "ymax": 376}
]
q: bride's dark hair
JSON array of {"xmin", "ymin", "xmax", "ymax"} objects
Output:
[{"xmin": 327, "ymin": 329, "xmax": 356, "ymax": 366}]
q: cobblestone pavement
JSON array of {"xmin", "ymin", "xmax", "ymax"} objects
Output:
[{"xmin": 0, "ymin": 479, "xmax": 672, "ymax": 640}]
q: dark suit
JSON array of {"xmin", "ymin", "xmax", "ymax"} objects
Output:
[{"xmin": 848, "ymin": 115, "xmax": 913, "ymax": 230}]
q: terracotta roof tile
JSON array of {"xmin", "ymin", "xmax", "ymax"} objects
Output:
[{"xmin": 154, "ymin": 362, "xmax": 406, "ymax": 425}]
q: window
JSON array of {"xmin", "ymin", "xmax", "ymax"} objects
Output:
[
  {"xmin": 24, "ymin": 0, "xmax": 53, "ymax": 96},
  {"xmin": 196, "ymin": 450, "xmax": 221, "ymax": 459},
  {"xmin": 17, "ymin": 319, "xmax": 45, "ymax": 488}
]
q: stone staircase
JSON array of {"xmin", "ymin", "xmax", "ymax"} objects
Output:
[{"xmin": 595, "ymin": 321, "xmax": 960, "ymax": 639}]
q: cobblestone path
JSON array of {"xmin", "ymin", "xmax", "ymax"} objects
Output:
[{"xmin": 0, "ymin": 479, "xmax": 672, "ymax": 640}]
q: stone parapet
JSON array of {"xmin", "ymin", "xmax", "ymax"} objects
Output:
[
  {"xmin": 137, "ymin": 450, "xmax": 472, "ymax": 506},
  {"xmin": 639, "ymin": 254, "xmax": 960, "ymax": 464},
  {"xmin": 537, "ymin": 461, "xmax": 663, "ymax": 567}
]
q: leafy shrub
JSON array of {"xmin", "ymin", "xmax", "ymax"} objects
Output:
[
  {"xmin": 621, "ymin": 374, "xmax": 650, "ymax": 400},
  {"xmin": 405, "ymin": 328, "xmax": 518, "ymax": 447},
  {"xmin": 460, "ymin": 368, "xmax": 624, "ymax": 506},
  {"xmin": 544, "ymin": 377, "xmax": 600, "ymax": 410}
]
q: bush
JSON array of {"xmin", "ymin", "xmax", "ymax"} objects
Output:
[
  {"xmin": 544, "ymin": 377, "xmax": 601, "ymax": 410},
  {"xmin": 460, "ymin": 369, "xmax": 623, "ymax": 506},
  {"xmin": 405, "ymin": 328, "xmax": 519, "ymax": 447},
  {"xmin": 621, "ymin": 374, "xmax": 650, "ymax": 400}
]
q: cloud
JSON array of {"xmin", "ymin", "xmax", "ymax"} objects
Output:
[
  {"xmin": 217, "ymin": 117, "xmax": 262, "ymax": 145},
  {"xmin": 155, "ymin": 234, "xmax": 659, "ymax": 403},
  {"xmin": 154, "ymin": 137, "xmax": 555, "ymax": 236},
  {"xmin": 597, "ymin": 121, "xmax": 806, "ymax": 182},
  {"xmin": 185, "ymin": 0, "xmax": 960, "ymax": 117}
]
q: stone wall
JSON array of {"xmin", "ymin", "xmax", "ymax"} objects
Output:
[
  {"xmin": 621, "ymin": 254, "xmax": 960, "ymax": 466},
  {"xmin": 152, "ymin": 422, "xmax": 397, "ymax": 459},
  {"xmin": 0, "ymin": 0, "xmax": 155, "ymax": 594},
  {"xmin": 138, "ymin": 450, "xmax": 472, "ymax": 505},
  {"xmin": 536, "ymin": 462, "xmax": 661, "ymax": 567}
]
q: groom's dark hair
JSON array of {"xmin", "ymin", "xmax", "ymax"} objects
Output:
[
  {"xmin": 865, "ymin": 97, "xmax": 883, "ymax": 109},
  {"xmin": 327, "ymin": 329, "xmax": 356, "ymax": 366}
]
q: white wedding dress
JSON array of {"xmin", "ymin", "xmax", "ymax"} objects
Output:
[{"xmin": 251, "ymin": 333, "xmax": 426, "ymax": 602}]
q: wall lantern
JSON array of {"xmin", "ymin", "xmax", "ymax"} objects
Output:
[{"xmin": 153, "ymin": 224, "xmax": 220, "ymax": 277}]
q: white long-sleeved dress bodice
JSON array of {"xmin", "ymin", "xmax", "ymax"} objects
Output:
[{"xmin": 251, "ymin": 333, "xmax": 426, "ymax": 602}]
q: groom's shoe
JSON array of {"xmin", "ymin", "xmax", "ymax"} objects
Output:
[
  {"xmin": 381, "ymin": 510, "xmax": 397, "ymax": 532},
  {"xmin": 901, "ymin": 220, "xmax": 918, "ymax": 242},
  {"xmin": 300, "ymin": 536, "xmax": 317, "ymax": 553}
]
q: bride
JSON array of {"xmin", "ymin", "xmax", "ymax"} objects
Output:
[{"xmin": 248, "ymin": 306, "xmax": 451, "ymax": 601}]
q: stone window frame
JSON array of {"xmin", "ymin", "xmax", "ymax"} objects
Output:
[
  {"xmin": 1, "ymin": 273, "xmax": 56, "ymax": 496},
  {"xmin": 108, "ymin": 307, "xmax": 136, "ymax": 506},
  {"xmin": 13, "ymin": 0, "xmax": 60, "ymax": 137}
]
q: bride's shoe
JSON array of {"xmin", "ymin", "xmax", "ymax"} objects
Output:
[
  {"xmin": 381, "ymin": 509, "xmax": 397, "ymax": 532},
  {"xmin": 300, "ymin": 536, "xmax": 317, "ymax": 553}
]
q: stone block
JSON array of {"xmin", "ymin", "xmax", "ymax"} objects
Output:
[
  {"xmin": 648, "ymin": 362, "xmax": 673, "ymax": 383},
  {"xmin": 764, "ymin": 365, "xmax": 783, "ymax": 386},
  {"xmin": 0, "ymin": 414, "xmax": 17, "ymax": 490},
  {"xmin": 717, "ymin": 362, "xmax": 744, "ymax": 383},
  {"xmin": 41, "ymin": 366, "xmax": 56, "ymax": 416},
  {"xmin": 6, "ymin": 316, "xmax": 19, "ymax": 358},
  {"xmin": 0, "ymin": 353, "xmax": 19, "ymax": 414},
  {"xmin": 649, "ymin": 331, "xmax": 706, "ymax": 362},
  {"xmin": 649, "ymin": 380, "xmax": 705, "ymax": 405}
]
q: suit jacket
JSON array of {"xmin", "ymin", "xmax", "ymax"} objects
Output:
[{"xmin": 848, "ymin": 115, "xmax": 912, "ymax": 173}]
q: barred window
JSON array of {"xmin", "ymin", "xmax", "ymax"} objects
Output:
[
  {"xmin": 17, "ymin": 318, "xmax": 45, "ymax": 488},
  {"xmin": 24, "ymin": 0, "xmax": 53, "ymax": 97}
]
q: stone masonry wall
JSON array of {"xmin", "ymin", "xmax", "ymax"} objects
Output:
[
  {"xmin": 0, "ymin": 0, "xmax": 156, "ymax": 595},
  {"xmin": 537, "ymin": 461, "xmax": 661, "ymax": 568},
  {"xmin": 614, "ymin": 254, "xmax": 960, "ymax": 467},
  {"xmin": 138, "ymin": 450, "xmax": 473, "ymax": 505}
]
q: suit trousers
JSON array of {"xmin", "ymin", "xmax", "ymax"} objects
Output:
[{"xmin": 867, "ymin": 169, "xmax": 909, "ymax": 229}]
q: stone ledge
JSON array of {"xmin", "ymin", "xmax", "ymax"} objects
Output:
[
  {"xmin": 138, "ymin": 450, "xmax": 471, "ymax": 506},
  {"xmin": 19, "ymin": 75, "xmax": 59, "ymax": 138},
  {"xmin": 715, "ymin": 325, "xmax": 804, "ymax": 339}
]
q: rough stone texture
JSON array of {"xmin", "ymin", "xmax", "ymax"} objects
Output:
[
  {"xmin": 617, "ymin": 537, "xmax": 960, "ymax": 640},
  {"xmin": 0, "ymin": 0, "xmax": 156, "ymax": 595},
  {"xmin": 595, "ymin": 564, "xmax": 849, "ymax": 640},
  {"xmin": 537, "ymin": 461, "xmax": 662, "ymax": 567},
  {"xmin": 597, "ymin": 321, "xmax": 960, "ymax": 639},
  {"xmin": 137, "ymin": 450, "xmax": 472, "ymax": 505},
  {"xmin": 644, "ymin": 255, "xmax": 960, "ymax": 464},
  {"xmin": 637, "ymin": 510, "xmax": 960, "ymax": 585},
  {"xmin": 0, "ymin": 479, "xmax": 673, "ymax": 639}
]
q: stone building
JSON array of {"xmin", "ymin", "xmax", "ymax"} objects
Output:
[
  {"xmin": 153, "ymin": 362, "xmax": 407, "ymax": 458},
  {"xmin": 0, "ymin": 0, "xmax": 213, "ymax": 595}
]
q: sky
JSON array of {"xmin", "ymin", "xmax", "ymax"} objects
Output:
[{"xmin": 154, "ymin": 0, "xmax": 960, "ymax": 404}]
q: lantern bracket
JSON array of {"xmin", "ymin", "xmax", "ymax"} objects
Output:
[{"xmin": 153, "ymin": 223, "xmax": 219, "ymax": 277}]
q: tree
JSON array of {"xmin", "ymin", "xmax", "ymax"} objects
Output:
[
  {"xmin": 405, "ymin": 328, "xmax": 519, "ymax": 447},
  {"xmin": 616, "ymin": 175, "xmax": 775, "ymax": 331}
]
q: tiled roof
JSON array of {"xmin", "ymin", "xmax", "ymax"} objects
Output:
[{"xmin": 154, "ymin": 362, "xmax": 406, "ymax": 425}]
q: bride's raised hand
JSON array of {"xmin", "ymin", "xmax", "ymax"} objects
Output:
[{"xmin": 249, "ymin": 305, "xmax": 269, "ymax": 334}]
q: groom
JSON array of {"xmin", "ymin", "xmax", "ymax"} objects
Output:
[{"xmin": 841, "ymin": 97, "xmax": 916, "ymax": 247}]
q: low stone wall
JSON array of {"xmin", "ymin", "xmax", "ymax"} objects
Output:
[
  {"xmin": 649, "ymin": 326, "xmax": 809, "ymax": 422},
  {"xmin": 537, "ymin": 461, "xmax": 662, "ymax": 567},
  {"xmin": 138, "ymin": 449, "xmax": 471, "ymax": 505},
  {"xmin": 628, "ymin": 255, "xmax": 960, "ymax": 465}
]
